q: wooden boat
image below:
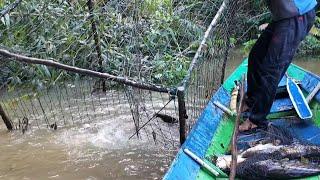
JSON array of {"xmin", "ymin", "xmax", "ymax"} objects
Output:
[{"xmin": 164, "ymin": 59, "xmax": 320, "ymax": 179}]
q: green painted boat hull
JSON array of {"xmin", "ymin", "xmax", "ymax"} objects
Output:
[{"xmin": 165, "ymin": 59, "xmax": 320, "ymax": 180}]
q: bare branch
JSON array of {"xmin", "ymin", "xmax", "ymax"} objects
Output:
[{"xmin": 0, "ymin": 49, "xmax": 172, "ymax": 93}]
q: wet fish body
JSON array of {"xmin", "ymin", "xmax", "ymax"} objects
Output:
[
  {"xmin": 238, "ymin": 159, "xmax": 320, "ymax": 179},
  {"xmin": 50, "ymin": 122, "xmax": 57, "ymax": 130},
  {"xmin": 242, "ymin": 143, "xmax": 320, "ymax": 159},
  {"xmin": 155, "ymin": 113, "xmax": 178, "ymax": 124},
  {"xmin": 241, "ymin": 143, "xmax": 281, "ymax": 158},
  {"xmin": 216, "ymin": 143, "xmax": 320, "ymax": 179}
]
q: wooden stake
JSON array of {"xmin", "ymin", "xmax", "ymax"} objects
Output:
[
  {"xmin": 229, "ymin": 75, "xmax": 245, "ymax": 180},
  {"xmin": 0, "ymin": 104, "xmax": 13, "ymax": 130},
  {"xmin": 177, "ymin": 86, "xmax": 187, "ymax": 146}
]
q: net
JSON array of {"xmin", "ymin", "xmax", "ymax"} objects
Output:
[{"xmin": 0, "ymin": 0, "xmax": 248, "ymax": 148}]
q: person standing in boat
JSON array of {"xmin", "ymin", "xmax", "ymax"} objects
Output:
[{"xmin": 239, "ymin": 0, "xmax": 318, "ymax": 131}]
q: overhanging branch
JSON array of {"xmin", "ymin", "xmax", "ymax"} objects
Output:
[{"xmin": 0, "ymin": 49, "xmax": 171, "ymax": 93}]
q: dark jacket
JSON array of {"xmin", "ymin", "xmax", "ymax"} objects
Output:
[{"xmin": 267, "ymin": 0, "xmax": 317, "ymax": 21}]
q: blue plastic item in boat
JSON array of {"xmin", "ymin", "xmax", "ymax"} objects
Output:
[{"xmin": 286, "ymin": 76, "xmax": 312, "ymax": 119}]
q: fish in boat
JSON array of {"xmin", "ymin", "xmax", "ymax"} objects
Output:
[
  {"xmin": 216, "ymin": 123, "xmax": 320, "ymax": 179},
  {"xmin": 164, "ymin": 59, "xmax": 320, "ymax": 179},
  {"xmin": 237, "ymin": 158, "xmax": 320, "ymax": 179},
  {"xmin": 215, "ymin": 143, "xmax": 320, "ymax": 179}
]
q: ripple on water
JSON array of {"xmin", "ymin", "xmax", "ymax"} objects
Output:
[{"xmin": 0, "ymin": 113, "xmax": 176, "ymax": 179}]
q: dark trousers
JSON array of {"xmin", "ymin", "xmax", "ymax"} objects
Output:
[{"xmin": 246, "ymin": 9, "xmax": 316, "ymax": 126}]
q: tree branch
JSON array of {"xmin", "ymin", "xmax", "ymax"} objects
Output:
[
  {"xmin": 1, "ymin": 0, "xmax": 22, "ymax": 17},
  {"xmin": 0, "ymin": 49, "xmax": 171, "ymax": 93},
  {"xmin": 180, "ymin": 1, "xmax": 226, "ymax": 88}
]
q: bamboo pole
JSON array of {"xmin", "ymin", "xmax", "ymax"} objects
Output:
[
  {"xmin": 0, "ymin": 103, "xmax": 13, "ymax": 130},
  {"xmin": 229, "ymin": 75, "xmax": 245, "ymax": 180},
  {"xmin": 181, "ymin": 1, "xmax": 226, "ymax": 88}
]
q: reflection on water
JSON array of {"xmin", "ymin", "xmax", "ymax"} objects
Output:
[{"xmin": 293, "ymin": 56, "xmax": 320, "ymax": 75}]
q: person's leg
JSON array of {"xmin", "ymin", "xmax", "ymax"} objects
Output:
[
  {"xmin": 276, "ymin": 9, "xmax": 316, "ymax": 80},
  {"xmin": 246, "ymin": 24, "xmax": 274, "ymax": 110},
  {"xmin": 240, "ymin": 24, "xmax": 275, "ymax": 131},
  {"xmin": 242, "ymin": 9, "xmax": 316, "ymax": 130}
]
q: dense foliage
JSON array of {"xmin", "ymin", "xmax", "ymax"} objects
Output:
[
  {"xmin": 299, "ymin": 8, "xmax": 320, "ymax": 55},
  {"xmin": 0, "ymin": 0, "xmax": 319, "ymax": 89},
  {"xmin": 1, "ymin": 0, "xmax": 223, "ymax": 89},
  {"xmin": 242, "ymin": 4, "xmax": 320, "ymax": 56}
]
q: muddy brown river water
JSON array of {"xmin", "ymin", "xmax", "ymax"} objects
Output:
[
  {"xmin": 0, "ymin": 114, "xmax": 176, "ymax": 179},
  {"xmin": 0, "ymin": 51, "xmax": 319, "ymax": 179}
]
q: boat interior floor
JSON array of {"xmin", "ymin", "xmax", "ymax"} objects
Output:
[{"xmin": 238, "ymin": 120, "xmax": 320, "ymax": 153}]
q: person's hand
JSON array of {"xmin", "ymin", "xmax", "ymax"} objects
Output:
[{"xmin": 259, "ymin": 23, "xmax": 269, "ymax": 31}]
